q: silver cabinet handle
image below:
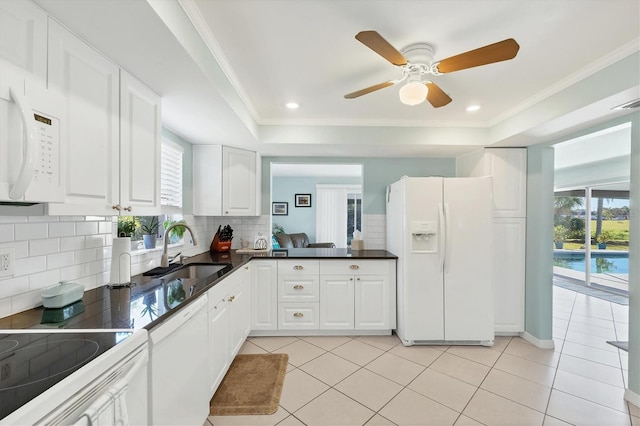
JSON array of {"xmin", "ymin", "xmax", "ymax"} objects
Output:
[
  {"xmin": 293, "ymin": 312, "xmax": 304, "ymax": 318},
  {"xmin": 112, "ymin": 204, "xmax": 121, "ymax": 211},
  {"xmin": 349, "ymin": 264, "xmax": 359, "ymax": 270},
  {"xmin": 123, "ymin": 206, "xmax": 132, "ymax": 212},
  {"xmin": 293, "ymin": 285, "xmax": 304, "ymax": 290},
  {"xmin": 294, "ymin": 265, "xmax": 304, "ymax": 270},
  {"xmin": 228, "ymin": 295, "xmax": 235, "ymax": 302}
]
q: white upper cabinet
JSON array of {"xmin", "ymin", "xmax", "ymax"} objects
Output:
[
  {"xmin": 484, "ymin": 148, "xmax": 527, "ymax": 218},
  {"xmin": 119, "ymin": 70, "xmax": 161, "ymax": 216},
  {"xmin": 0, "ymin": 0, "xmax": 47, "ymax": 88},
  {"xmin": 47, "ymin": 19, "xmax": 119, "ymax": 216},
  {"xmin": 222, "ymin": 146, "xmax": 256, "ymax": 216},
  {"xmin": 193, "ymin": 145, "xmax": 260, "ymax": 216},
  {"xmin": 47, "ymin": 20, "xmax": 161, "ymax": 216}
]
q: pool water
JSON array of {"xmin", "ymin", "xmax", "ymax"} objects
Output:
[{"xmin": 553, "ymin": 252, "xmax": 629, "ymax": 274}]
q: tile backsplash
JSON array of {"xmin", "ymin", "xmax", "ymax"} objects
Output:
[
  {"xmin": 0, "ymin": 214, "xmax": 272, "ymax": 319},
  {"xmin": 0, "ymin": 213, "xmax": 384, "ymax": 319}
]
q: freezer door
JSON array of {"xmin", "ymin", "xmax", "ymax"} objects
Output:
[
  {"xmin": 397, "ymin": 177, "xmax": 445, "ymax": 342},
  {"xmin": 442, "ymin": 177, "xmax": 494, "ymax": 341}
]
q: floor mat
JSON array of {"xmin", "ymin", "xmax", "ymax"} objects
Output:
[{"xmin": 210, "ymin": 353, "xmax": 288, "ymax": 416}]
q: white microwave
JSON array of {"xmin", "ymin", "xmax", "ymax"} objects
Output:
[{"xmin": 0, "ymin": 66, "xmax": 65, "ymax": 203}]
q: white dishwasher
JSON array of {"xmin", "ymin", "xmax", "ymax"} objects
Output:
[{"xmin": 149, "ymin": 295, "xmax": 209, "ymax": 426}]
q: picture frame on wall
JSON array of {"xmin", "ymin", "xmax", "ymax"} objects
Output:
[
  {"xmin": 295, "ymin": 194, "xmax": 312, "ymax": 207},
  {"xmin": 272, "ymin": 202, "xmax": 288, "ymax": 215}
]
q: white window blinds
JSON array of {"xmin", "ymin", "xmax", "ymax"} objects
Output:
[{"xmin": 161, "ymin": 141, "xmax": 183, "ymax": 211}]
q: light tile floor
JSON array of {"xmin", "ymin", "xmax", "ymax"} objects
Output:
[{"xmin": 205, "ymin": 286, "xmax": 638, "ymax": 425}]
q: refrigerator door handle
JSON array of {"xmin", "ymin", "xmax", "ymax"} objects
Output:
[
  {"xmin": 438, "ymin": 203, "xmax": 445, "ymax": 271},
  {"xmin": 444, "ymin": 203, "xmax": 452, "ymax": 273}
]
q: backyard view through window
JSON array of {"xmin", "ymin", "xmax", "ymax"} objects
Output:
[{"xmin": 553, "ymin": 195, "xmax": 630, "ymax": 293}]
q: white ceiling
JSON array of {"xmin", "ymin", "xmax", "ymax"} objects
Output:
[{"xmin": 34, "ymin": 0, "xmax": 640, "ymax": 158}]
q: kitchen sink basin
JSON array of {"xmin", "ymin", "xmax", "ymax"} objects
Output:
[{"xmin": 159, "ymin": 263, "xmax": 232, "ymax": 282}]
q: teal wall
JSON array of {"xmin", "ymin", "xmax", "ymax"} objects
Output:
[
  {"xmin": 272, "ymin": 176, "xmax": 361, "ymax": 241},
  {"xmin": 262, "ymin": 157, "xmax": 456, "ymax": 215},
  {"xmin": 162, "ymin": 128, "xmax": 193, "ymax": 215},
  {"xmin": 525, "ymin": 145, "xmax": 555, "ymax": 341}
]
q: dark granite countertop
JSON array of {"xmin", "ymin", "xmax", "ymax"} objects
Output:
[{"xmin": 0, "ymin": 249, "xmax": 396, "ymax": 331}]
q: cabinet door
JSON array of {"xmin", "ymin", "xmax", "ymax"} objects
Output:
[
  {"xmin": 209, "ymin": 297, "xmax": 229, "ymax": 395},
  {"xmin": 250, "ymin": 260, "xmax": 278, "ymax": 330},
  {"xmin": 229, "ymin": 277, "xmax": 250, "ymax": 356},
  {"xmin": 319, "ymin": 275, "xmax": 354, "ymax": 329},
  {"xmin": 493, "ymin": 217, "xmax": 526, "ymax": 333},
  {"xmin": 47, "ymin": 20, "xmax": 119, "ymax": 216},
  {"xmin": 119, "ymin": 70, "xmax": 161, "ymax": 215},
  {"xmin": 484, "ymin": 148, "xmax": 527, "ymax": 218},
  {"xmin": 222, "ymin": 146, "xmax": 256, "ymax": 216},
  {"xmin": 0, "ymin": 0, "xmax": 47, "ymax": 89},
  {"xmin": 192, "ymin": 144, "xmax": 222, "ymax": 216},
  {"xmin": 355, "ymin": 275, "xmax": 390, "ymax": 330}
]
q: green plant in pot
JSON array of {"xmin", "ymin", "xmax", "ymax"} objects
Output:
[
  {"xmin": 553, "ymin": 225, "xmax": 568, "ymax": 249},
  {"xmin": 596, "ymin": 230, "xmax": 613, "ymax": 249},
  {"xmin": 117, "ymin": 216, "xmax": 140, "ymax": 239},
  {"xmin": 164, "ymin": 219, "xmax": 187, "ymax": 244},
  {"xmin": 140, "ymin": 216, "xmax": 159, "ymax": 249}
]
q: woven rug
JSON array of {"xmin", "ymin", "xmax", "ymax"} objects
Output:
[{"xmin": 210, "ymin": 353, "xmax": 288, "ymax": 416}]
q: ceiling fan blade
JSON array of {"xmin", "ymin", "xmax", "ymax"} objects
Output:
[
  {"xmin": 425, "ymin": 82, "xmax": 452, "ymax": 108},
  {"xmin": 355, "ymin": 31, "xmax": 408, "ymax": 66},
  {"xmin": 435, "ymin": 38, "xmax": 520, "ymax": 73},
  {"xmin": 344, "ymin": 81, "xmax": 395, "ymax": 99}
]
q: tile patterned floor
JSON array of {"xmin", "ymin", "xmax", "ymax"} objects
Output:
[{"xmin": 205, "ymin": 286, "xmax": 638, "ymax": 425}]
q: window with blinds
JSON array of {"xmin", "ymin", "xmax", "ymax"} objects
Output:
[{"xmin": 161, "ymin": 141, "xmax": 183, "ymax": 211}]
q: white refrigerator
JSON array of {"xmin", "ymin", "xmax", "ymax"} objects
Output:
[{"xmin": 386, "ymin": 176, "xmax": 494, "ymax": 346}]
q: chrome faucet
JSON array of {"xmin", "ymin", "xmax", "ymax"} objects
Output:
[{"xmin": 161, "ymin": 222, "xmax": 198, "ymax": 267}]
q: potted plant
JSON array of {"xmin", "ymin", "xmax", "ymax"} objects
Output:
[
  {"xmin": 596, "ymin": 230, "xmax": 613, "ymax": 249},
  {"xmin": 553, "ymin": 225, "xmax": 568, "ymax": 249},
  {"xmin": 164, "ymin": 219, "xmax": 186, "ymax": 244},
  {"xmin": 140, "ymin": 216, "xmax": 159, "ymax": 249}
]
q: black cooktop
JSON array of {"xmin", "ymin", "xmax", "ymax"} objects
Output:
[{"xmin": 0, "ymin": 331, "xmax": 132, "ymax": 420}]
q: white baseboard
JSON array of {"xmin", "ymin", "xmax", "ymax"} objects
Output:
[
  {"xmin": 520, "ymin": 331, "xmax": 555, "ymax": 349},
  {"xmin": 625, "ymin": 389, "xmax": 640, "ymax": 409}
]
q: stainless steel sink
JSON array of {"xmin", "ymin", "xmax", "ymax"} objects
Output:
[{"xmin": 159, "ymin": 263, "xmax": 231, "ymax": 282}]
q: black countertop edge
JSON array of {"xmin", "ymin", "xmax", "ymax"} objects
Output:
[{"xmin": 0, "ymin": 249, "xmax": 397, "ymax": 331}]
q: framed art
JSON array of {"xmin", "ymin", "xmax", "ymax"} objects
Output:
[
  {"xmin": 295, "ymin": 194, "xmax": 312, "ymax": 207},
  {"xmin": 272, "ymin": 202, "xmax": 288, "ymax": 215}
]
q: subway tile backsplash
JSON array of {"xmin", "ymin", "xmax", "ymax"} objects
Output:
[{"xmin": 0, "ymin": 213, "xmax": 383, "ymax": 319}]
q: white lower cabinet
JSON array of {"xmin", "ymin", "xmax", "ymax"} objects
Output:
[
  {"xmin": 250, "ymin": 260, "xmax": 278, "ymax": 330},
  {"xmin": 493, "ymin": 217, "xmax": 526, "ymax": 333},
  {"xmin": 250, "ymin": 258, "xmax": 396, "ymax": 335},
  {"xmin": 320, "ymin": 261, "xmax": 395, "ymax": 331},
  {"xmin": 207, "ymin": 266, "xmax": 251, "ymax": 396},
  {"xmin": 278, "ymin": 303, "xmax": 320, "ymax": 329},
  {"xmin": 319, "ymin": 275, "xmax": 354, "ymax": 329}
]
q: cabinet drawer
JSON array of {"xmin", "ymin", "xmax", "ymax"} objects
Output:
[
  {"xmin": 278, "ymin": 260, "xmax": 319, "ymax": 275},
  {"xmin": 320, "ymin": 260, "xmax": 391, "ymax": 275},
  {"xmin": 278, "ymin": 276, "xmax": 319, "ymax": 302},
  {"xmin": 278, "ymin": 303, "xmax": 319, "ymax": 329}
]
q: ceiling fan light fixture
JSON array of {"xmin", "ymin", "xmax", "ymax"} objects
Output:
[{"xmin": 399, "ymin": 81, "xmax": 428, "ymax": 106}]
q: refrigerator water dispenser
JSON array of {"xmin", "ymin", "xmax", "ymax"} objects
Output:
[{"xmin": 410, "ymin": 221, "xmax": 438, "ymax": 252}]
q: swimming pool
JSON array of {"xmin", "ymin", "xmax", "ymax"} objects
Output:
[{"xmin": 553, "ymin": 251, "xmax": 629, "ymax": 274}]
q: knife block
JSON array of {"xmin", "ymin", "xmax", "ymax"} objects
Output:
[{"xmin": 210, "ymin": 234, "xmax": 231, "ymax": 252}]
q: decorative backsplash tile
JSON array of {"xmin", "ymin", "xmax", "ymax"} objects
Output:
[{"xmin": 0, "ymin": 214, "xmax": 271, "ymax": 319}]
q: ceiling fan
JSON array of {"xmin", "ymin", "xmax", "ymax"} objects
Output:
[{"xmin": 344, "ymin": 31, "xmax": 520, "ymax": 108}]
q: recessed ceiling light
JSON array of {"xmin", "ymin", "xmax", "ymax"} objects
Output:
[
  {"xmin": 285, "ymin": 102, "xmax": 299, "ymax": 109},
  {"xmin": 466, "ymin": 105, "xmax": 481, "ymax": 112}
]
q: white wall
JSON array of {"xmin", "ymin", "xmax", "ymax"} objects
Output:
[{"xmin": 0, "ymin": 214, "xmax": 270, "ymax": 319}]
